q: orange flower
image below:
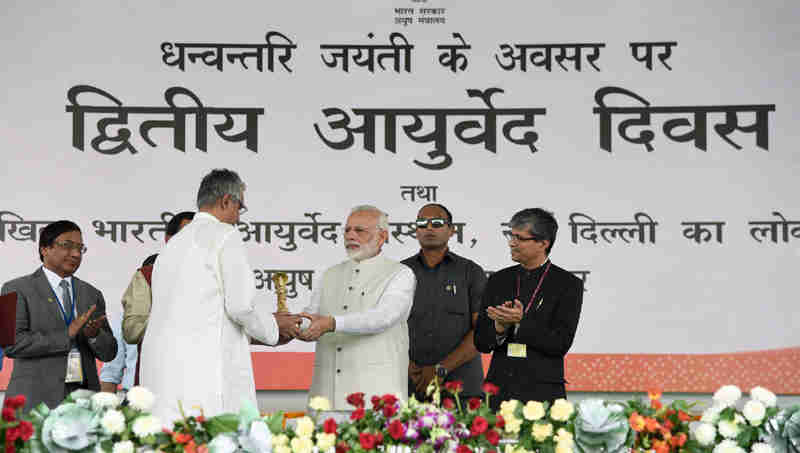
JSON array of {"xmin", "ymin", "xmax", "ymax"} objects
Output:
[
  {"xmin": 660, "ymin": 428, "xmax": 672, "ymax": 441},
  {"xmin": 651, "ymin": 399, "xmax": 663, "ymax": 410},
  {"xmin": 629, "ymin": 412, "xmax": 645, "ymax": 432},
  {"xmin": 644, "ymin": 417, "xmax": 660, "ymax": 433},
  {"xmin": 652, "ymin": 440, "xmax": 669, "ymax": 453},
  {"xmin": 648, "ymin": 389, "xmax": 663, "ymax": 401},
  {"xmin": 677, "ymin": 410, "xmax": 691, "ymax": 422},
  {"xmin": 185, "ymin": 440, "xmax": 198, "ymax": 453},
  {"xmin": 172, "ymin": 432, "xmax": 193, "ymax": 444},
  {"xmin": 670, "ymin": 433, "xmax": 687, "ymax": 447}
]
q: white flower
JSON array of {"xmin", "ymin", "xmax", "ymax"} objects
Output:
[
  {"xmin": 718, "ymin": 419, "xmax": 741, "ymax": 439},
  {"xmin": 743, "ymin": 400, "xmax": 766, "ymax": 425},
  {"xmin": 272, "ymin": 434, "xmax": 289, "ymax": 447},
  {"xmin": 290, "ymin": 436, "xmax": 314, "ymax": 453},
  {"xmin": 550, "ymin": 399, "xmax": 574, "ymax": 421},
  {"xmin": 750, "ymin": 387, "xmax": 777, "ymax": 407},
  {"xmin": 309, "ymin": 396, "xmax": 331, "ymax": 411},
  {"xmin": 504, "ymin": 415, "xmax": 522, "ymax": 434},
  {"xmin": 523, "ymin": 401, "xmax": 545, "ymax": 421},
  {"xmin": 554, "ymin": 428, "xmax": 573, "ymax": 446},
  {"xmin": 500, "ymin": 400, "xmax": 520, "ymax": 418},
  {"xmin": 532, "ymin": 422, "xmax": 554, "ymax": 442},
  {"xmin": 101, "ymin": 410, "xmax": 126, "ymax": 435},
  {"xmin": 112, "ymin": 440, "xmax": 135, "ymax": 453},
  {"xmin": 713, "ymin": 385, "xmax": 742, "ymax": 407},
  {"xmin": 713, "ymin": 439, "xmax": 746, "ymax": 453},
  {"xmin": 92, "ymin": 392, "xmax": 120, "ymax": 409},
  {"xmin": 295, "ymin": 416, "xmax": 315, "ymax": 438},
  {"xmin": 209, "ymin": 434, "xmax": 238, "ymax": 453},
  {"xmin": 701, "ymin": 405, "xmax": 724, "ymax": 423},
  {"xmin": 693, "ymin": 423, "xmax": 717, "ymax": 446},
  {"xmin": 752, "ymin": 442, "xmax": 774, "ymax": 453},
  {"xmin": 316, "ymin": 433, "xmax": 336, "ymax": 451},
  {"xmin": 132, "ymin": 415, "xmax": 162, "ymax": 437},
  {"xmin": 276, "ymin": 445, "xmax": 292, "ymax": 453},
  {"xmin": 126, "ymin": 387, "xmax": 155, "ymax": 412}
]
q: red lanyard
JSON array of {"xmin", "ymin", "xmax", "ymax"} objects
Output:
[{"xmin": 516, "ymin": 261, "xmax": 551, "ymax": 314}]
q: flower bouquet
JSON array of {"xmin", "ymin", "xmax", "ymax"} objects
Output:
[
  {"xmin": 499, "ymin": 397, "xmax": 576, "ymax": 453},
  {"xmin": 440, "ymin": 382, "xmax": 504, "ymax": 453},
  {"xmin": 2, "ymin": 395, "xmax": 34, "ymax": 453},
  {"xmin": 625, "ymin": 389, "xmax": 697, "ymax": 453}
]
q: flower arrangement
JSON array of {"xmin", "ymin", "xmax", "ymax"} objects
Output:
[
  {"xmin": 440, "ymin": 382, "xmax": 504, "ymax": 453},
  {"xmin": 687, "ymin": 386, "xmax": 782, "ymax": 453},
  {"xmin": 624, "ymin": 389, "xmax": 697, "ymax": 453},
  {"xmin": 2, "ymin": 395, "xmax": 34, "ymax": 453},
  {"xmin": 500, "ymin": 397, "xmax": 576, "ymax": 453}
]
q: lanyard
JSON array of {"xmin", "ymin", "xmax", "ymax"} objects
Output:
[
  {"xmin": 515, "ymin": 261, "xmax": 551, "ymax": 314},
  {"xmin": 49, "ymin": 279, "xmax": 77, "ymax": 326}
]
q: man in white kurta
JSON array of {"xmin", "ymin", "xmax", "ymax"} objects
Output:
[
  {"xmin": 300, "ymin": 205, "xmax": 416, "ymax": 410},
  {"xmin": 141, "ymin": 169, "xmax": 302, "ymax": 422}
]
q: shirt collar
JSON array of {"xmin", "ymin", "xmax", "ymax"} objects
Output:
[
  {"xmin": 42, "ymin": 265, "xmax": 72, "ymax": 291},
  {"xmin": 414, "ymin": 248, "xmax": 454, "ymax": 266},
  {"xmin": 518, "ymin": 258, "xmax": 550, "ymax": 278}
]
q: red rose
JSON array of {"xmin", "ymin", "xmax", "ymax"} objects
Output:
[
  {"xmin": 456, "ymin": 445, "xmax": 473, "ymax": 453},
  {"xmin": 485, "ymin": 429, "xmax": 500, "ymax": 446},
  {"xmin": 6, "ymin": 438, "xmax": 16, "ymax": 453},
  {"xmin": 350, "ymin": 407, "xmax": 365, "ymax": 421},
  {"xmin": 482, "ymin": 383, "xmax": 500, "ymax": 396},
  {"xmin": 323, "ymin": 418, "xmax": 338, "ymax": 434},
  {"xmin": 494, "ymin": 415, "xmax": 505, "ymax": 429},
  {"xmin": 359, "ymin": 433, "xmax": 377, "ymax": 450},
  {"xmin": 4, "ymin": 395, "xmax": 26, "ymax": 410},
  {"xmin": 488, "ymin": 450, "xmax": 498, "ymax": 453},
  {"xmin": 336, "ymin": 441, "xmax": 351, "ymax": 453},
  {"xmin": 382, "ymin": 394, "xmax": 398, "ymax": 407},
  {"xmin": 388, "ymin": 420, "xmax": 406, "ymax": 440},
  {"xmin": 443, "ymin": 398, "xmax": 455, "ymax": 410},
  {"xmin": 471, "ymin": 416, "xmax": 489, "ymax": 436},
  {"xmin": 371, "ymin": 395, "xmax": 382, "ymax": 408},
  {"xmin": 2, "ymin": 407, "xmax": 16, "ymax": 422},
  {"xmin": 444, "ymin": 381, "xmax": 464, "ymax": 393},
  {"xmin": 383, "ymin": 404, "xmax": 398, "ymax": 418},
  {"xmin": 196, "ymin": 415, "xmax": 206, "ymax": 424},
  {"xmin": 6, "ymin": 426, "xmax": 21, "ymax": 441},
  {"xmin": 468, "ymin": 397, "xmax": 482, "ymax": 411},
  {"xmin": 375, "ymin": 432, "xmax": 384, "ymax": 445},
  {"xmin": 18, "ymin": 421, "xmax": 34, "ymax": 442},
  {"xmin": 346, "ymin": 392, "xmax": 365, "ymax": 408}
]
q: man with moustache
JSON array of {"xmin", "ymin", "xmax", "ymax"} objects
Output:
[
  {"xmin": 402, "ymin": 203, "xmax": 487, "ymax": 401},
  {"xmin": 474, "ymin": 208, "xmax": 583, "ymax": 410},
  {"xmin": 1, "ymin": 221, "xmax": 117, "ymax": 410},
  {"xmin": 299, "ymin": 205, "xmax": 416, "ymax": 410}
]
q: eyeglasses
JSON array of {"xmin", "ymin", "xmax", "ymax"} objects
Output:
[
  {"xmin": 231, "ymin": 195, "xmax": 247, "ymax": 215},
  {"xmin": 53, "ymin": 240, "xmax": 87, "ymax": 254},
  {"xmin": 503, "ymin": 231, "xmax": 541, "ymax": 243},
  {"xmin": 415, "ymin": 218, "xmax": 449, "ymax": 229}
]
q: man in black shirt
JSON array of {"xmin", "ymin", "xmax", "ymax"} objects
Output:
[
  {"xmin": 474, "ymin": 208, "xmax": 583, "ymax": 410},
  {"xmin": 402, "ymin": 203, "xmax": 488, "ymax": 401}
]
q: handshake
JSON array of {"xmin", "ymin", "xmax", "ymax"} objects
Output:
[{"xmin": 273, "ymin": 312, "xmax": 336, "ymax": 343}]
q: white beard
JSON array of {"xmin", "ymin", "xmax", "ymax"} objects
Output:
[{"xmin": 345, "ymin": 237, "xmax": 380, "ymax": 261}]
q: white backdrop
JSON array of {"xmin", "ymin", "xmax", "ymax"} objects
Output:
[{"xmin": 1, "ymin": 0, "xmax": 798, "ymax": 359}]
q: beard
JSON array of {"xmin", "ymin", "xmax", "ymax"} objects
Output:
[{"xmin": 346, "ymin": 236, "xmax": 380, "ymax": 261}]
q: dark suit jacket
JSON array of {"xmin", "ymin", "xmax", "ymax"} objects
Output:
[
  {"xmin": 1, "ymin": 267, "xmax": 117, "ymax": 411},
  {"xmin": 474, "ymin": 262, "xmax": 583, "ymax": 409}
]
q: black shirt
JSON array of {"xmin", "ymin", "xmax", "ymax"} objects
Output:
[{"xmin": 402, "ymin": 250, "xmax": 488, "ymax": 397}]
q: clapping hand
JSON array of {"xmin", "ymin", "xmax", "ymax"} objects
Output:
[{"xmin": 487, "ymin": 299, "xmax": 523, "ymax": 333}]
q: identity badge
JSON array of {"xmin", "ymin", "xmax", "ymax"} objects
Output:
[
  {"xmin": 507, "ymin": 342, "xmax": 527, "ymax": 358},
  {"xmin": 65, "ymin": 350, "xmax": 83, "ymax": 383}
]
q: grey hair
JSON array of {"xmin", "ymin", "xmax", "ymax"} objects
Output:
[
  {"xmin": 350, "ymin": 205, "xmax": 389, "ymax": 231},
  {"xmin": 509, "ymin": 208, "xmax": 558, "ymax": 254},
  {"xmin": 196, "ymin": 169, "xmax": 247, "ymax": 209}
]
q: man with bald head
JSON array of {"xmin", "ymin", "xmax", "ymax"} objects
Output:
[
  {"xmin": 299, "ymin": 205, "xmax": 416, "ymax": 410},
  {"xmin": 402, "ymin": 203, "xmax": 487, "ymax": 401}
]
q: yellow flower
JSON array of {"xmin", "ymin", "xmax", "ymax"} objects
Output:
[
  {"xmin": 504, "ymin": 415, "xmax": 522, "ymax": 434},
  {"xmin": 272, "ymin": 434, "xmax": 289, "ymax": 447},
  {"xmin": 295, "ymin": 417, "xmax": 315, "ymax": 439},
  {"xmin": 290, "ymin": 436, "xmax": 314, "ymax": 453},
  {"xmin": 554, "ymin": 428, "xmax": 573, "ymax": 446},
  {"xmin": 275, "ymin": 446, "xmax": 292, "ymax": 453},
  {"xmin": 309, "ymin": 396, "xmax": 331, "ymax": 411},
  {"xmin": 500, "ymin": 400, "xmax": 520, "ymax": 418},
  {"xmin": 555, "ymin": 442, "xmax": 574, "ymax": 453},
  {"xmin": 316, "ymin": 433, "xmax": 336, "ymax": 451},
  {"xmin": 549, "ymin": 399, "xmax": 574, "ymax": 421},
  {"xmin": 523, "ymin": 401, "xmax": 545, "ymax": 421},
  {"xmin": 532, "ymin": 422, "xmax": 554, "ymax": 442}
]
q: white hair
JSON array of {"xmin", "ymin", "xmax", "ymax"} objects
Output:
[{"xmin": 349, "ymin": 205, "xmax": 389, "ymax": 231}]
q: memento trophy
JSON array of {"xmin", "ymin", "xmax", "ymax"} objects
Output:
[{"xmin": 272, "ymin": 272, "xmax": 289, "ymax": 312}]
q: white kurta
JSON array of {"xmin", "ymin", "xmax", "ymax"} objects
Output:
[{"xmin": 141, "ymin": 212, "xmax": 279, "ymax": 422}]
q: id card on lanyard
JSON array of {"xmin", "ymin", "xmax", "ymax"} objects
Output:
[
  {"xmin": 508, "ymin": 262, "xmax": 551, "ymax": 359},
  {"xmin": 51, "ymin": 281, "xmax": 83, "ymax": 383}
]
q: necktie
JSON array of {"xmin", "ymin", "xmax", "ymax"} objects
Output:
[{"xmin": 59, "ymin": 280, "xmax": 73, "ymax": 321}]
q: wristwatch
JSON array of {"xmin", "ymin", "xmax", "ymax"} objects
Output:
[{"xmin": 435, "ymin": 363, "xmax": 448, "ymax": 379}]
